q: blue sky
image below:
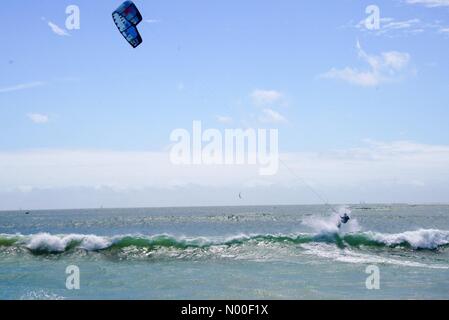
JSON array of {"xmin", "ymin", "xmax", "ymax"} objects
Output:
[{"xmin": 1, "ymin": 0, "xmax": 449, "ymax": 209}]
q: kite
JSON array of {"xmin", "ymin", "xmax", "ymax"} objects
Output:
[{"xmin": 112, "ymin": 1, "xmax": 143, "ymax": 48}]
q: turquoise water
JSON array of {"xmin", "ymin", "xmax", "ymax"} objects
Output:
[{"xmin": 1, "ymin": 205, "xmax": 449, "ymax": 300}]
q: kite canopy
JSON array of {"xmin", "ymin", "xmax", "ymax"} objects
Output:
[{"xmin": 112, "ymin": 1, "xmax": 143, "ymax": 48}]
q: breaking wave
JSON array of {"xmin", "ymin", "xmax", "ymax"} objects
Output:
[{"xmin": 1, "ymin": 228, "xmax": 449, "ymax": 257}]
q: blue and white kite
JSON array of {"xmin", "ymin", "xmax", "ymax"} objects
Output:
[{"xmin": 112, "ymin": 1, "xmax": 143, "ymax": 48}]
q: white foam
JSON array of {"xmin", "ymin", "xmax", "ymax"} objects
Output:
[
  {"xmin": 367, "ymin": 229, "xmax": 449, "ymax": 249},
  {"xmin": 20, "ymin": 290, "xmax": 65, "ymax": 300},
  {"xmin": 301, "ymin": 243, "xmax": 449, "ymax": 269},
  {"xmin": 25, "ymin": 233, "xmax": 111, "ymax": 252}
]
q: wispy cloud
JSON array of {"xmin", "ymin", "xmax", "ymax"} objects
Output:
[
  {"xmin": 251, "ymin": 90, "xmax": 283, "ymax": 106},
  {"xmin": 375, "ymin": 18, "xmax": 426, "ymax": 36},
  {"xmin": 248, "ymin": 90, "xmax": 289, "ymax": 125},
  {"xmin": 355, "ymin": 17, "xmax": 422, "ymax": 33},
  {"xmin": 27, "ymin": 113, "xmax": 49, "ymax": 124},
  {"xmin": 0, "ymin": 81, "xmax": 46, "ymax": 93},
  {"xmin": 258, "ymin": 108, "xmax": 287, "ymax": 124},
  {"xmin": 405, "ymin": 0, "xmax": 449, "ymax": 7},
  {"xmin": 320, "ymin": 41, "xmax": 411, "ymax": 87},
  {"xmin": 382, "ymin": 18, "xmax": 422, "ymax": 30},
  {"xmin": 47, "ymin": 21, "xmax": 70, "ymax": 37},
  {"xmin": 215, "ymin": 115, "xmax": 233, "ymax": 124},
  {"xmin": 145, "ymin": 19, "xmax": 161, "ymax": 24},
  {"xmin": 321, "ymin": 67, "xmax": 380, "ymax": 87},
  {"xmin": 350, "ymin": 14, "xmax": 449, "ymax": 37}
]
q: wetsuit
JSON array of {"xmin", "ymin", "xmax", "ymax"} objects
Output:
[{"xmin": 340, "ymin": 214, "xmax": 350, "ymax": 224}]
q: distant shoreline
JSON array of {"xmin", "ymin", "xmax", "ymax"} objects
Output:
[{"xmin": 2, "ymin": 202, "xmax": 449, "ymax": 213}]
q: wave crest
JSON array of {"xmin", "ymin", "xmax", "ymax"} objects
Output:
[{"xmin": 1, "ymin": 229, "xmax": 448, "ymax": 256}]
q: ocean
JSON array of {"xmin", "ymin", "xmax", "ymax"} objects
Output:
[{"xmin": 1, "ymin": 205, "xmax": 449, "ymax": 300}]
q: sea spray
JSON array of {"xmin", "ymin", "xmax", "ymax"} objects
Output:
[{"xmin": 302, "ymin": 207, "xmax": 361, "ymax": 235}]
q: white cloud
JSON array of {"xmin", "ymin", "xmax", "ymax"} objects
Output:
[
  {"xmin": 145, "ymin": 19, "xmax": 161, "ymax": 24},
  {"xmin": 1, "ymin": 141, "xmax": 447, "ymax": 190},
  {"xmin": 352, "ymin": 15, "xmax": 449, "ymax": 37},
  {"xmin": 321, "ymin": 68, "xmax": 380, "ymax": 87},
  {"xmin": 320, "ymin": 41, "xmax": 411, "ymax": 87},
  {"xmin": 383, "ymin": 18, "xmax": 421, "ymax": 30},
  {"xmin": 281, "ymin": 140, "xmax": 449, "ymax": 193},
  {"xmin": 1, "ymin": 140, "xmax": 449, "ymax": 208},
  {"xmin": 247, "ymin": 89, "xmax": 288, "ymax": 125},
  {"xmin": 355, "ymin": 17, "xmax": 423, "ymax": 36},
  {"xmin": 405, "ymin": 0, "xmax": 449, "ymax": 7},
  {"xmin": 382, "ymin": 51, "xmax": 411, "ymax": 70},
  {"xmin": 0, "ymin": 81, "xmax": 45, "ymax": 93},
  {"xmin": 258, "ymin": 108, "xmax": 287, "ymax": 124},
  {"xmin": 439, "ymin": 27, "xmax": 449, "ymax": 33},
  {"xmin": 27, "ymin": 113, "xmax": 49, "ymax": 124},
  {"xmin": 251, "ymin": 90, "xmax": 283, "ymax": 106},
  {"xmin": 48, "ymin": 21, "xmax": 70, "ymax": 37},
  {"xmin": 216, "ymin": 115, "xmax": 233, "ymax": 124},
  {"xmin": 0, "ymin": 150, "xmax": 260, "ymax": 191}
]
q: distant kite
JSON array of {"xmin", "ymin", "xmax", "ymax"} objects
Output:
[{"xmin": 112, "ymin": 1, "xmax": 143, "ymax": 48}]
